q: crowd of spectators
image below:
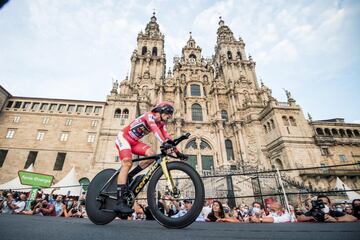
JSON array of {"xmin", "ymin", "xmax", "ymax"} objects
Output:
[
  {"xmin": 0, "ymin": 188, "xmax": 86, "ymax": 218},
  {"xmin": 124, "ymin": 192, "xmax": 359, "ymax": 223},
  {"xmin": 1, "ymin": 189, "xmax": 359, "ymax": 224}
]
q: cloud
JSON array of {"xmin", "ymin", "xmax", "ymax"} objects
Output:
[{"xmin": 0, "ymin": 0, "xmax": 359, "ymax": 122}]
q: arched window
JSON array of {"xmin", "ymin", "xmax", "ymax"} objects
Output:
[
  {"xmin": 339, "ymin": 129, "xmax": 346, "ymax": 137},
  {"xmin": 200, "ymin": 139, "xmax": 211, "ymax": 150},
  {"xmin": 282, "ymin": 116, "xmax": 289, "ymax": 126},
  {"xmin": 237, "ymin": 51, "xmax": 242, "ymax": 60},
  {"xmin": 324, "ymin": 128, "xmax": 331, "ymax": 136},
  {"xmin": 316, "ymin": 128, "xmax": 324, "ymax": 135},
  {"xmin": 332, "ymin": 129, "xmax": 339, "ymax": 136},
  {"xmin": 190, "ymin": 84, "xmax": 201, "ymax": 96},
  {"xmin": 189, "ymin": 53, "xmax": 196, "ymax": 60},
  {"xmin": 122, "ymin": 109, "xmax": 129, "ymax": 119},
  {"xmin": 114, "ymin": 108, "xmax": 121, "ymax": 118},
  {"xmin": 192, "ymin": 104, "xmax": 203, "ymax": 121},
  {"xmin": 264, "ymin": 125, "xmax": 267, "ymax": 133},
  {"xmin": 346, "ymin": 129, "xmax": 354, "ymax": 137},
  {"xmin": 289, "ymin": 116, "xmax": 297, "ymax": 126},
  {"xmin": 354, "ymin": 130, "xmax": 360, "ymax": 137},
  {"xmin": 225, "ymin": 139, "xmax": 234, "ymax": 161},
  {"xmin": 271, "ymin": 119, "xmax": 275, "ymax": 129},
  {"xmin": 267, "ymin": 122, "xmax": 271, "ymax": 130},
  {"xmin": 152, "ymin": 47, "xmax": 157, "ymax": 56},
  {"xmin": 221, "ymin": 110, "xmax": 228, "ymax": 121},
  {"xmin": 185, "ymin": 139, "xmax": 197, "ymax": 149},
  {"xmin": 142, "ymin": 46, "xmax": 147, "ymax": 55},
  {"xmin": 227, "ymin": 51, "xmax": 232, "ymax": 60}
]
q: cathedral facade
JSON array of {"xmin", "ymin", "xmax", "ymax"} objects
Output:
[{"xmin": 1, "ymin": 15, "xmax": 359, "ymax": 201}]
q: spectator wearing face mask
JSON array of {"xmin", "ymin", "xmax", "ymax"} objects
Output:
[
  {"xmin": 297, "ymin": 195, "xmax": 357, "ymax": 222},
  {"xmin": 63, "ymin": 197, "xmax": 75, "ymax": 217},
  {"xmin": 250, "ymin": 202, "xmax": 265, "ymax": 218},
  {"xmin": 250, "ymin": 201, "xmax": 291, "ymax": 223},
  {"xmin": 237, "ymin": 204, "xmax": 250, "ymax": 221}
]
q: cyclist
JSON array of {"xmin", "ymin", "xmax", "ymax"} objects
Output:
[{"xmin": 114, "ymin": 101, "xmax": 187, "ymax": 214}]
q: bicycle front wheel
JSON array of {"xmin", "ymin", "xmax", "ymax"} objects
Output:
[{"xmin": 147, "ymin": 161, "xmax": 205, "ymax": 229}]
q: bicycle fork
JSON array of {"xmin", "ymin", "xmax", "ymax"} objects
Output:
[{"xmin": 160, "ymin": 157, "xmax": 179, "ymax": 197}]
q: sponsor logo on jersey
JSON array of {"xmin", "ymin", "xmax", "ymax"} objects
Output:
[{"xmin": 148, "ymin": 114, "xmax": 156, "ymax": 122}]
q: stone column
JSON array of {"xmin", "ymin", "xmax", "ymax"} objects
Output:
[
  {"xmin": 217, "ymin": 121, "xmax": 227, "ymax": 166},
  {"xmin": 213, "ymin": 89, "xmax": 227, "ymax": 165},
  {"xmin": 175, "ymin": 83, "xmax": 181, "ymax": 118},
  {"xmin": 232, "ymin": 124, "xmax": 242, "ymax": 163},
  {"xmin": 174, "ymin": 118, "xmax": 182, "ymax": 148},
  {"xmin": 236, "ymin": 122, "xmax": 248, "ymax": 164},
  {"xmin": 158, "ymin": 83, "xmax": 163, "ymax": 102},
  {"xmin": 130, "ymin": 59, "xmax": 136, "ymax": 84}
]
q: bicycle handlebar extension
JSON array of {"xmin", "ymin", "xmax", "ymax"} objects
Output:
[{"xmin": 160, "ymin": 132, "xmax": 191, "ymax": 154}]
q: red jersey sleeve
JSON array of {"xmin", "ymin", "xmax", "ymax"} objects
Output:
[
  {"xmin": 145, "ymin": 112, "xmax": 167, "ymax": 144},
  {"xmin": 160, "ymin": 124, "xmax": 171, "ymax": 140}
]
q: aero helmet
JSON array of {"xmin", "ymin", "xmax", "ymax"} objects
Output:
[{"xmin": 151, "ymin": 101, "xmax": 174, "ymax": 115}]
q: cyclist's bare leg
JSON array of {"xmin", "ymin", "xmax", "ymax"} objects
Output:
[
  {"xmin": 139, "ymin": 148, "xmax": 156, "ymax": 169},
  {"xmin": 117, "ymin": 158, "xmax": 132, "ymax": 185},
  {"xmin": 114, "ymin": 157, "xmax": 134, "ymax": 213}
]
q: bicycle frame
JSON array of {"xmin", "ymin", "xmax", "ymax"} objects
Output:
[{"xmin": 98, "ymin": 153, "xmax": 177, "ymax": 201}]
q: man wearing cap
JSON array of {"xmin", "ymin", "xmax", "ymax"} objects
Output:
[{"xmin": 171, "ymin": 198, "xmax": 193, "ymax": 218}]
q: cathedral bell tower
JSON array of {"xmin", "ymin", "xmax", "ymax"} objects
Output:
[
  {"xmin": 213, "ymin": 17, "xmax": 265, "ymax": 111},
  {"xmin": 129, "ymin": 13, "xmax": 166, "ymax": 109},
  {"xmin": 214, "ymin": 17, "xmax": 258, "ymax": 85}
]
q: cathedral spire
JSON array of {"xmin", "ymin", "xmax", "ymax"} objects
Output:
[
  {"xmin": 144, "ymin": 12, "xmax": 161, "ymax": 37},
  {"xmin": 219, "ymin": 16, "xmax": 225, "ymax": 26},
  {"xmin": 151, "ymin": 9, "xmax": 157, "ymax": 21},
  {"xmin": 186, "ymin": 31, "xmax": 196, "ymax": 48},
  {"xmin": 216, "ymin": 16, "xmax": 235, "ymax": 44}
]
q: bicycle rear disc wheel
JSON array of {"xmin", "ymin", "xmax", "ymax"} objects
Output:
[
  {"xmin": 86, "ymin": 168, "xmax": 117, "ymax": 225},
  {"xmin": 147, "ymin": 161, "xmax": 205, "ymax": 229}
]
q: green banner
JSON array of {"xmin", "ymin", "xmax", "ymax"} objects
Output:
[
  {"xmin": 18, "ymin": 171, "xmax": 54, "ymax": 188},
  {"xmin": 26, "ymin": 187, "xmax": 38, "ymax": 210}
]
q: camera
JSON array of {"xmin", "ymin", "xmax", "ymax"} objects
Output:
[
  {"xmin": 2, "ymin": 190, "xmax": 9, "ymax": 198},
  {"xmin": 309, "ymin": 199, "xmax": 325, "ymax": 222}
]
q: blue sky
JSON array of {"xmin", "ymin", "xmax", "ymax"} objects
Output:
[{"xmin": 0, "ymin": 0, "xmax": 359, "ymax": 122}]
